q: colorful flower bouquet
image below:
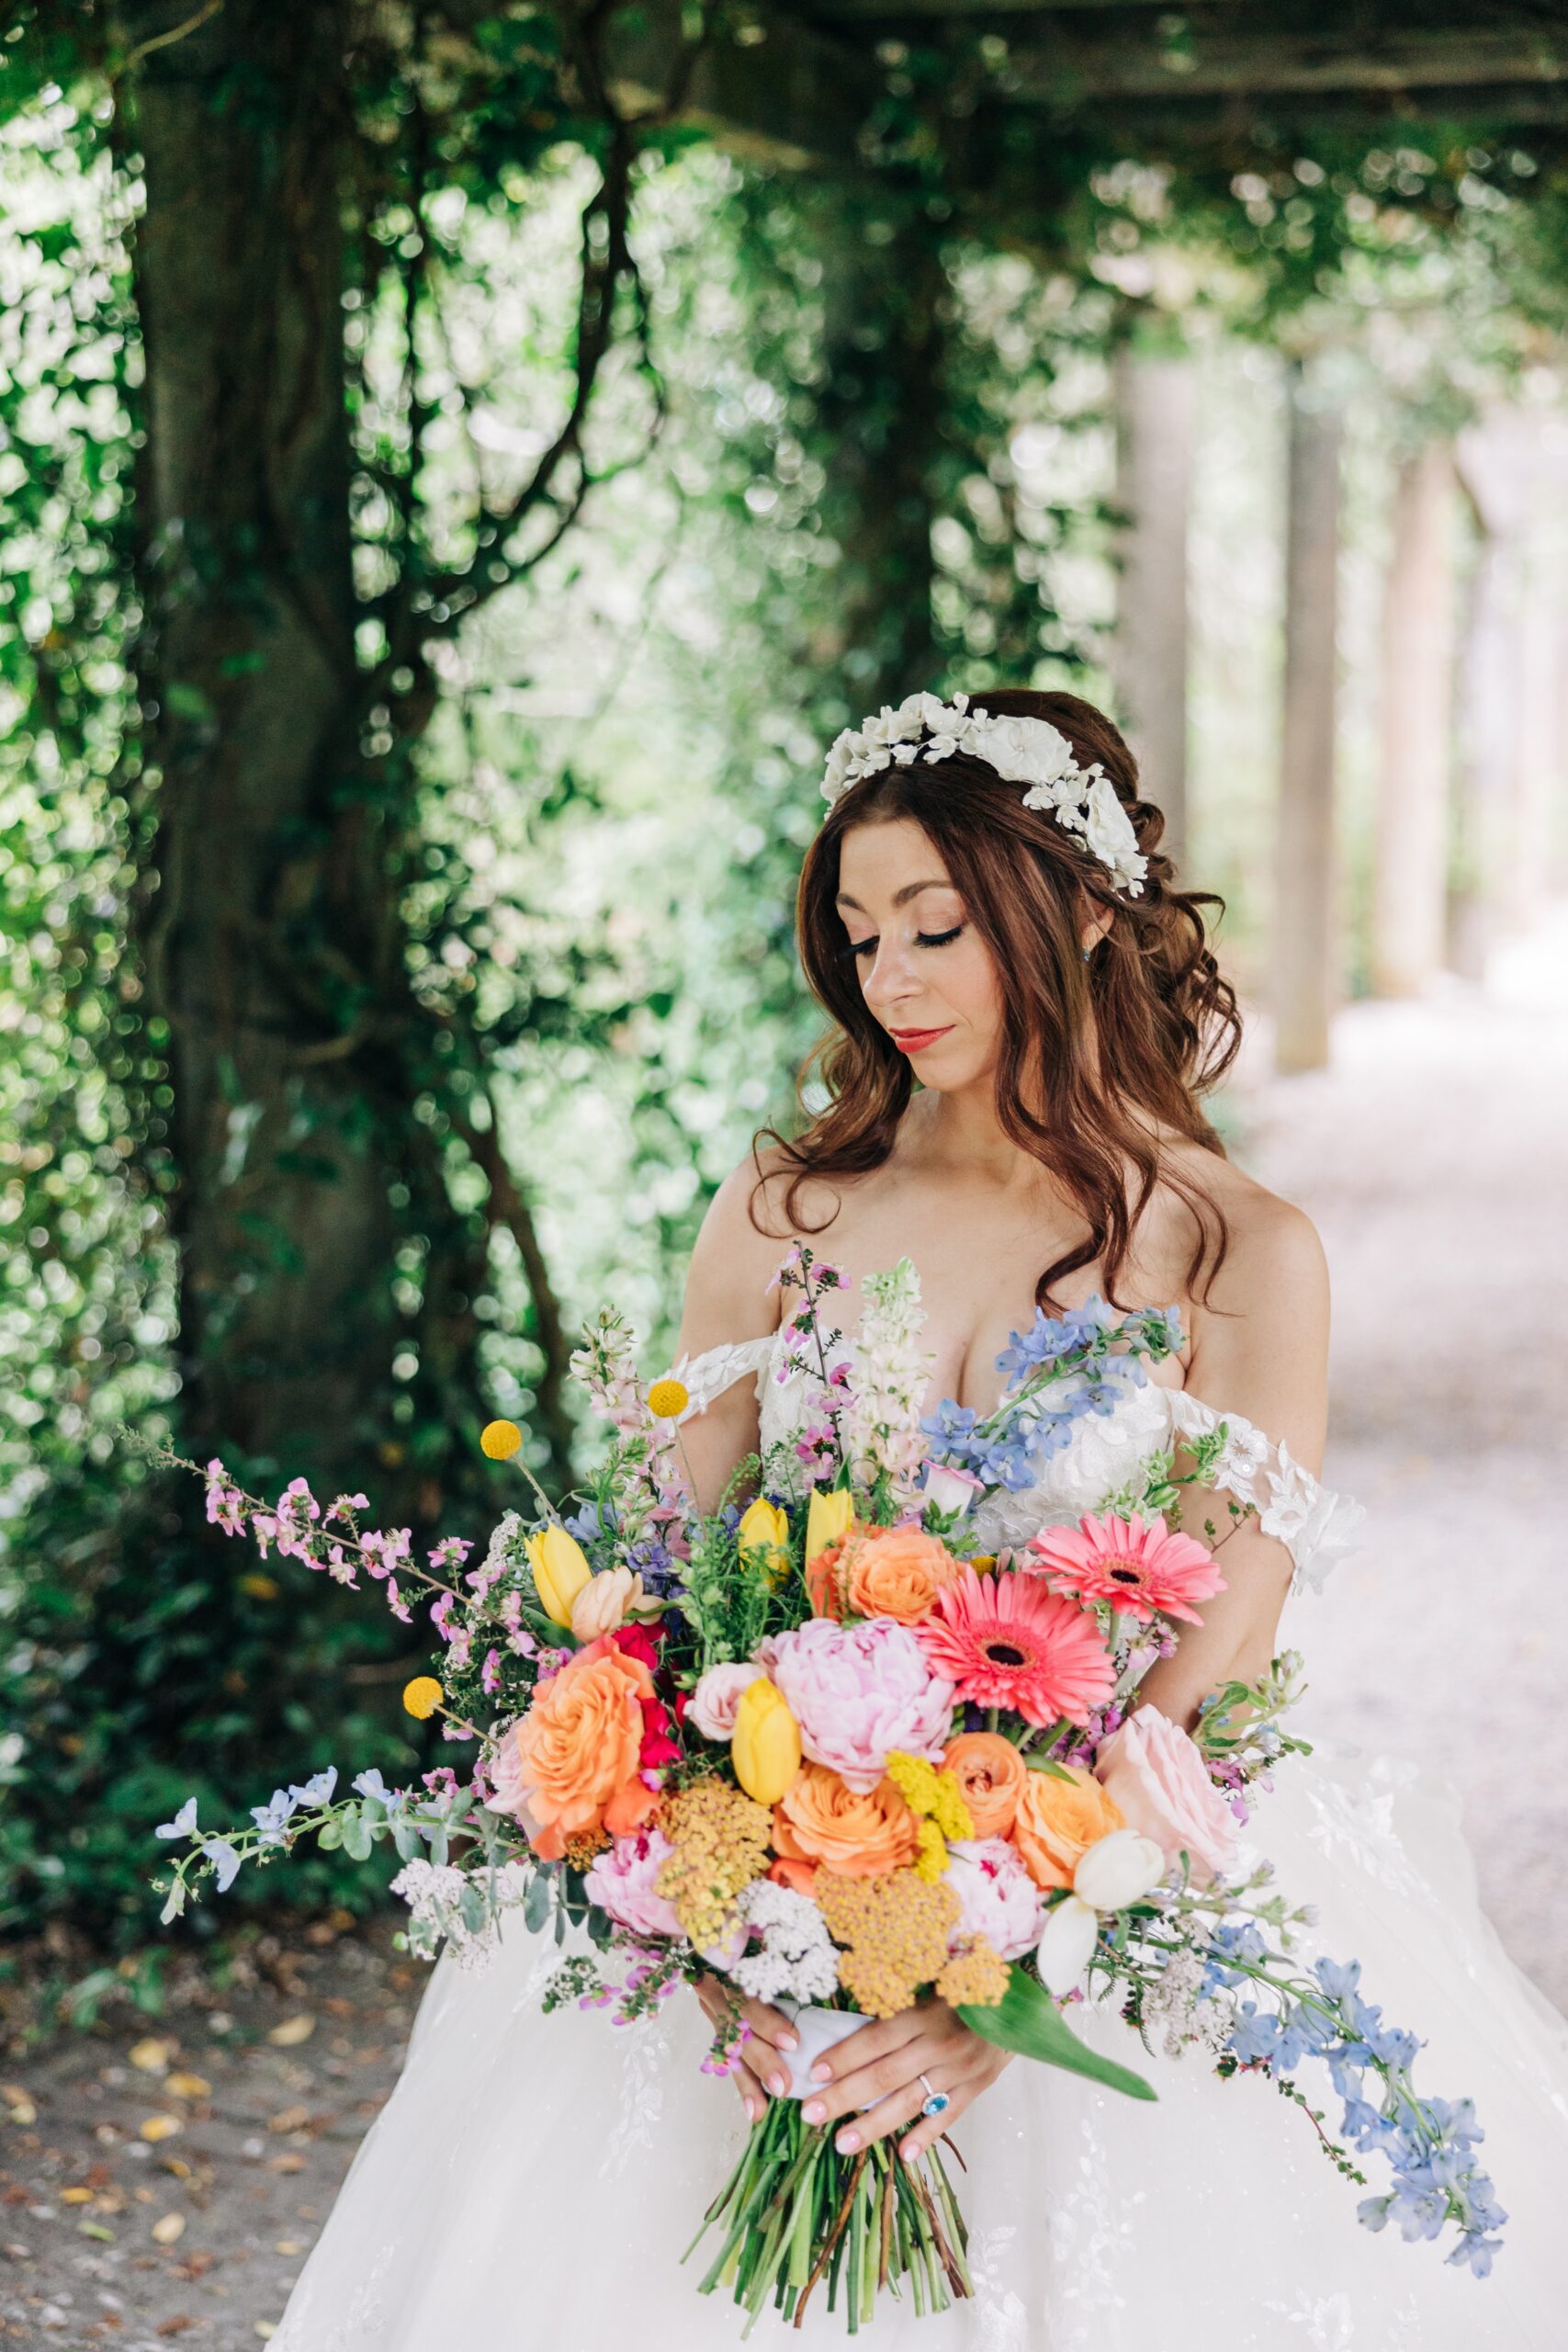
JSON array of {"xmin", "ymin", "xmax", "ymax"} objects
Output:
[{"xmin": 151, "ymin": 1250, "xmax": 1504, "ymax": 2328}]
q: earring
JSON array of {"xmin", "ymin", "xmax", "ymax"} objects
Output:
[{"xmin": 1081, "ymin": 946, "xmax": 1093, "ymax": 962}]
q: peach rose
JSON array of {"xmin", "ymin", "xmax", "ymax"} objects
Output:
[
  {"xmin": 773, "ymin": 1761, "xmax": 920, "ymax": 1879},
  {"xmin": 1010, "ymin": 1764, "xmax": 1125, "ymax": 1891},
  {"xmin": 1095, "ymin": 1709, "xmax": 1238, "ymax": 1882},
  {"xmin": 510, "ymin": 1636, "xmax": 660, "ymax": 1860},
  {"xmin": 943, "ymin": 1732, "xmax": 1029, "ymax": 1839},
  {"xmin": 808, "ymin": 1525, "xmax": 960, "ymax": 1623}
]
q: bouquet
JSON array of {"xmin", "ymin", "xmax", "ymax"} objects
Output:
[{"xmin": 152, "ymin": 1248, "xmax": 1504, "ymax": 2328}]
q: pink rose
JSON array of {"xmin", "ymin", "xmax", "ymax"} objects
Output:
[
  {"xmin": 687, "ymin": 1660, "xmax": 767, "ymax": 1742},
  {"xmin": 583, "ymin": 1826, "xmax": 682, "ymax": 1939},
  {"xmin": 761, "ymin": 1618, "xmax": 954, "ymax": 1793},
  {"xmin": 1094, "ymin": 1709, "xmax": 1237, "ymax": 1881},
  {"xmin": 942, "ymin": 1838, "xmax": 1043, "ymax": 1961}
]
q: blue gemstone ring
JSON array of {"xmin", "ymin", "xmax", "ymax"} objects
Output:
[{"xmin": 919, "ymin": 2074, "xmax": 950, "ymax": 2119}]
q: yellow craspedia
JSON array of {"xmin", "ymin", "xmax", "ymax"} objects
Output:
[
  {"xmin": 646, "ymin": 1376, "xmax": 689, "ymax": 1420},
  {"xmin": 402, "ymin": 1676, "xmax": 445, "ymax": 1721},
  {"xmin": 480, "ymin": 1419, "xmax": 523, "ymax": 1461}
]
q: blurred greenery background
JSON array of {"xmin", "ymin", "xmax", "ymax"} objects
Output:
[{"xmin": 3, "ymin": 2, "xmax": 1567, "ymax": 1968}]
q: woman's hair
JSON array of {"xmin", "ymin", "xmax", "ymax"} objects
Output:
[{"xmin": 757, "ymin": 687, "xmax": 1243, "ymax": 1310}]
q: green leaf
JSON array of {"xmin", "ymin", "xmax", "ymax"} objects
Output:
[
  {"xmin": 342, "ymin": 1811, "xmax": 373, "ymax": 1861},
  {"xmin": 523, "ymin": 1870, "xmax": 552, "ymax": 1933},
  {"xmin": 958, "ymin": 1967, "xmax": 1156, "ymax": 2102}
]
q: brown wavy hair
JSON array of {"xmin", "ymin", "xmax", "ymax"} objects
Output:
[{"xmin": 757, "ymin": 688, "xmax": 1243, "ymax": 1309}]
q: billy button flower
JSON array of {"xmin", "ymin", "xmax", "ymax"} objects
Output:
[
  {"xmin": 402, "ymin": 1676, "xmax": 445, "ymax": 1721},
  {"xmin": 646, "ymin": 1376, "xmax": 689, "ymax": 1420},
  {"xmin": 480, "ymin": 1419, "xmax": 523, "ymax": 1460}
]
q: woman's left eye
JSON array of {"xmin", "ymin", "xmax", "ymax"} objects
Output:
[{"xmin": 917, "ymin": 925, "xmax": 964, "ymax": 948}]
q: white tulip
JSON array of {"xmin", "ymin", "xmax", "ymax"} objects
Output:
[
  {"xmin": 1035, "ymin": 1894, "xmax": 1100, "ymax": 1996},
  {"xmin": 1072, "ymin": 1829, "xmax": 1168, "ymax": 1914}
]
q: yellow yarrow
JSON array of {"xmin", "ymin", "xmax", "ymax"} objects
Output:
[
  {"xmin": 913, "ymin": 1818, "xmax": 948, "ymax": 1884},
  {"xmin": 886, "ymin": 1751, "xmax": 975, "ymax": 1845},
  {"xmin": 562, "ymin": 1826, "xmax": 611, "ymax": 1871},
  {"xmin": 816, "ymin": 1869, "xmax": 959, "ymax": 2020},
  {"xmin": 646, "ymin": 1376, "xmax": 689, "ymax": 1420},
  {"xmin": 936, "ymin": 1934, "xmax": 1010, "ymax": 2009},
  {"xmin": 655, "ymin": 1779, "xmax": 772, "ymax": 1951},
  {"xmin": 479, "ymin": 1419, "xmax": 523, "ymax": 1460},
  {"xmin": 401, "ymin": 1676, "xmax": 445, "ymax": 1721}
]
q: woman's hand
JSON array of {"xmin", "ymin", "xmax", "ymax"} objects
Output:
[
  {"xmin": 694, "ymin": 1974, "xmax": 800, "ymax": 2123},
  {"xmin": 796, "ymin": 1997, "xmax": 1012, "ymax": 2163}
]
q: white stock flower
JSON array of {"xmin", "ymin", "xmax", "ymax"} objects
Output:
[
  {"xmin": 1072, "ymin": 1828, "xmax": 1168, "ymax": 1912},
  {"xmin": 844, "ymin": 1258, "xmax": 933, "ymax": 1504}
]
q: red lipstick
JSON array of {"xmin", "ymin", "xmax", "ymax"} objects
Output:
[{"xmin": 888, "ymin": 1024, "xmax": 954, "ymax": 1054}]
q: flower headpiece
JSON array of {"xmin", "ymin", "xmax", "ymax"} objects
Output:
[{"xmin": 819, "ymin": 691, "xmax": 1147, "ymax": 898}]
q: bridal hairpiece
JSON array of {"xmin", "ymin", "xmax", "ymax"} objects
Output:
[{"xmin": 819, "ymin": 690, "xmax": 1148, "ymax": 898}]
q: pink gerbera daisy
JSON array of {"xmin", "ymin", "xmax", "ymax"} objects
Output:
[
  {"xmin": 1027, "ymin": 1511, "xmax": 1225, "ymax": 1626},
  {"xmin": 916, "ymin": 1569, "xmax": 1115, "ymax": 1728}
]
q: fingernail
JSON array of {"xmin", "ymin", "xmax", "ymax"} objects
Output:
[
  {"xmin": 811, "ymin": 2061, "xmax": 831, "ymax": 2082},
  {"xmin": 900, "ymin": 2138, "xmax": 915, "ymax": 2159},
  {"xmin": 778, "ymin": 2033, "xmax": 798, "ymax": 2051},
  {"xmin": 836, "ymin": 2130, "xmax": 860, "ymax": 2154},
  {"xmin": 767, "ymin": 2073, "xmax": 787, "ymax": 2097},
  {"xmin": 803, "ymin": 2099, "xmax": 826, "ymax": 2123}
]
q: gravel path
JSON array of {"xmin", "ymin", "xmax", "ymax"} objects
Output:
[{"xmin": 4, "ymin": 911, "xmax": 1563, "ymax": 2346}]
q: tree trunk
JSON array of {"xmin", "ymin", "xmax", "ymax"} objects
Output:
[
  {"xmin": 1451, "ymin": 411, "xmax": 1533, "ymax": 980},
  {"xmin": 1272, "ymin": 372, "xmax": 1342, "ymax": 1076},
  {"xmin": 1372, "ymin": 439, "xmax": 1455, "ymax": 996},
  {"xmin": 127, "ymin": 2, "xmax": 416, "ymax": 1479},
  {"xmin": 1111, "ymin": 344, "xmax": 1193, "ymax": 875}
]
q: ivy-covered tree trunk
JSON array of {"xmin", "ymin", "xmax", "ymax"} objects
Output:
[{"xmin": 128, "ymin": 2, "xmax": 412, "ymax": 1479}]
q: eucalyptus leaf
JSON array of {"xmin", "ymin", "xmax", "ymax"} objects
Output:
[{"xmin": 524, "ymin": 1871, "xmax": 553, "ymax": 1934}]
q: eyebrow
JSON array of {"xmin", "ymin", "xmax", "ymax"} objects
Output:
[{"xmin": 835, "ymin": 879, "xmax": 956, "ymax": 913}]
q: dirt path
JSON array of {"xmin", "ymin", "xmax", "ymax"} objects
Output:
[{"xmin": 5, "ymin": 910, "xmax": 1564, "ymax": 2346}]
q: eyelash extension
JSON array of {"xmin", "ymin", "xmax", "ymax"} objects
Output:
[{"xmin": 843, "ymin": 922, "xmax": 964, "ymax": 959}]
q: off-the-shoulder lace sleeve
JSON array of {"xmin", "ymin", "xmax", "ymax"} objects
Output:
[
  {"xmin": 1156, "ymin": 1390, "xmax": 1364, "ymax": 1595},
  {"xmin": 671, "ymin": 1336, "xmax": 777, "ymax": 1420}
]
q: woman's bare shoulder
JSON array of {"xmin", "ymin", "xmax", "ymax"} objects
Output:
[
  {"xmin": 681, "ymin": 1147, "xmax": 840, "ymax": 1351},
  {"xmin": 1158, "ymin": 1141, "xmax": 1327, "ymax": 1332}
]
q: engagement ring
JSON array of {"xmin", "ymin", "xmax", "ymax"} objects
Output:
[{"xmin": 918, "ymin": 2074, "xmax": 950, "ymax": 2119}]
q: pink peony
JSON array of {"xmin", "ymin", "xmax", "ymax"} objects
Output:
[
  {"xmin": 1094, "ymin": 1708, "xmax": 1238, "ymax": 1881},
  {"xmin": 942, "ymin": 1838, "xmax": 1044, "ymax": 1961},
  {"xmin": 583, "ymin": 1826, "xmax": 682, "ymax": 1939},
  {"xmin": 687, "ymin": 1660, "xmax": 768, "ymax": 1742},
  {"xmin": 1029, "ymin": 1511, "xmax": 1225, "ymax": 1627},
  {"xmin": 761, "ymin": 1618, "xmax": 955, "ymax": 1793}
]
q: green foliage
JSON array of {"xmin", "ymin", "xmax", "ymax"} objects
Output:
[{"xmin": 959, "ymin": 1962, "xmax": 1156, "ymax": 2100}]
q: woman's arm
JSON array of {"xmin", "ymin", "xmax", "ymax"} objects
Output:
[
  {"xmin": 674, "ymin": 1161, "xmax": 785, "ymax": 1514},
  {"xmin": 1134, "ymin": 1194, "xmax": 1330, "ymax": 1730}
]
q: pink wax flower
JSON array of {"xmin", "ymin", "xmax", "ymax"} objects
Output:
[
  {"xmin": 584, "ymin": 1826, "xmax": 683, "ymax": 1940},
  {"xmin": 1029, "ymin": 1511, "xmax": 1225, "ymax": 1626},
  {"xmin": 761, "ymin": 1618, "xmax": 953, "ymax": 1793},
  {"xmin": 942, "ymin": 1838, "xmax": 1044, "ymax": 1961},
  {"xmin": 1095, "ymin": 1708, "xmax": 1238, "ymax": 1881}
]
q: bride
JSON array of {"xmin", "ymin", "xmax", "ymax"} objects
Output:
[{"xmin": 275, "ymin": 688, "xmax": 1568, "ymax": 2347}]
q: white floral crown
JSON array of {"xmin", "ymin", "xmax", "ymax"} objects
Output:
[{"xmin": 819, "ymin": 690, "xmax": 1148, "ymax": 898}]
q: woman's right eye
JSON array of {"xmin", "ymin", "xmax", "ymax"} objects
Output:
[{"xmin": 844, "ymin": 935, "xmax": 877, "ymax": 960}]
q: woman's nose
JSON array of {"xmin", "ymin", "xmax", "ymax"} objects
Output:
[{"xmin": 862, "ymin": 939, "xmax": 921, "ymax": 1012}]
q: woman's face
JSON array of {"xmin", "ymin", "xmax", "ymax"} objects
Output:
[{"xmin": 836, "ymin": 818, "xmax": 1004, "ymax": 1094}]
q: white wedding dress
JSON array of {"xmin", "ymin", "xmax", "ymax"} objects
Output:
[{"xmin": 275, "ymin": 1328, "xmax": 1568, "ymax": 2350}]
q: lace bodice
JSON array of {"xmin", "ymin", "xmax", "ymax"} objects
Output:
[{"xmin": 676, "ymin": 1326, "xmax": 1361, "ymax": 1595}]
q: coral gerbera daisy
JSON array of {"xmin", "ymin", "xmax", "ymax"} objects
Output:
[
  {"xmin": 916, "ymin": 1569, "xmax": 1114, "ymax": 1728},
  {"xmin": 1028, "ymin": 1511, "xmax": 1225, "ymax": 1626}
]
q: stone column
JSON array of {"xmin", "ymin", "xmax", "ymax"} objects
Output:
[
  {"xmin": 1111, "ymin": 345, "xmax": 1195, "ymax": 874},
  {"xmin": 1372, "ymin": 440, "xmax": 1456, "ymax": 995},
  {"xmin": 1273, "ymin": 372, "xmax": 1343, "ymax": 1075}
]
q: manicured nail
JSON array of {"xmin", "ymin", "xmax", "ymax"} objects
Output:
[
  {"xmin": 836, "ymin": 2130, "xmax": 860, "ymax": 2154},
  {"xmin": 811, "ymin": 2060, "xmax": 832, "ymax": 2082},
  {"xmin": 900, "ymin": 2138, "xmax": 915, "ymax": 2159},
  {"xmin": 778, "ymin": 2033, "xmax": 797, "ymax": 2051},
  {"xmin": 767, "ymin": 2073, "xmax": 787, "ymax": 2097},
  {"xmin": 803, "ymin": 2099, "xmax": 826, "ymax": 2123}
]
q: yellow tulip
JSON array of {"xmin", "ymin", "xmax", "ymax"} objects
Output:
[
  {"xmin": 737, "ymin": 1497, "xmax": 791, "ymax": 1585},
  {"xmin": 731, "ymin": 1678, "xmax": 802, "ymax": 1805},
  {"xmin": 805, "ymin": 1485, "xmax": 853, "ymax": 1565},
  {"xmin": 525, "ymin": 1524, "xmax": 593, "ymax": 1629}
]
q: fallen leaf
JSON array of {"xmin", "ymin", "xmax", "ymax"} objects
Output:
[
  {"xmin": 266, "ymin": 2154, "xmax": 306, "ymax": 2175},
  {"xmin": 175, "ymin": 2252, "xmax": 217, "ymax": 2279},
  {"xmin": 275, "ymin": 2239, "xmax": 304, "ymax": 2256},
  {"xmin": 165, "ymin": 2074, "xmax": 211, "ymax": 2101},
  {"xmin": 1, "ymin": 2242, "xmax": 32, "ymax": 2263},
  {"xmin": 161, "ymin": 2158, "xmax": 192, "ymax": 2180},
  {"xmin": 255, "ymin": 2326, "xmax": 278, "ymax": 2341},
  {"xmin": 141, "ymin": 2115, "xmax": 183, "ymax": 2143},
  {"xmin": 267, "ymin": 2016, "xmax": 316, "ymax": 2048},
  {"xmin": 267, "ymin": 2106, "xmax": 312, "ymax": 2135},
  {"xmin": 1, "ymin": 2090, "xmax": 36, "ymax": 2127},
  {"xmin": 129, "ymin": 2038, "xmax": 173, "ymax": 2075},
  {"xmin": 152, "ymin": 2211, "xmax": 186, "ymax": 2245},
  {"xmin": 156, "ymin": 2320, "xmax": 196, "ymax": 2338},
  {"xmin": 78, "ymin": 2220, "xmax": 116, "ymax": 2242},
  {"xmin": 61, "ymin": 2188, "xmax": 95, "ymax": 2206}
]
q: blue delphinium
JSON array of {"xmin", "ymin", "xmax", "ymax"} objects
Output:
[{"xmin": 1222, "ymin": 1949, "xmax": 1506, "ymax": 2276}]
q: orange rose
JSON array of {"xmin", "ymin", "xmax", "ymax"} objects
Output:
[
  {"xmin": 943, "ymin": 1732, "xmax": 1029, "ymax": 1839},
  {"xmin": 773, "ymin": 1761, "xmax": 920, "ymax": 1879},
  {"xmin": 513, "ymin": 1636, "xmax": 660, "ymax": 1860},
  {"xmin": 1010, "ymin": 1765, "xmax": 1125, "ymax": 1891},
  {"xmin": 808, "ymin": 1526, "xmax": 960, "ymax": 1624}
]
